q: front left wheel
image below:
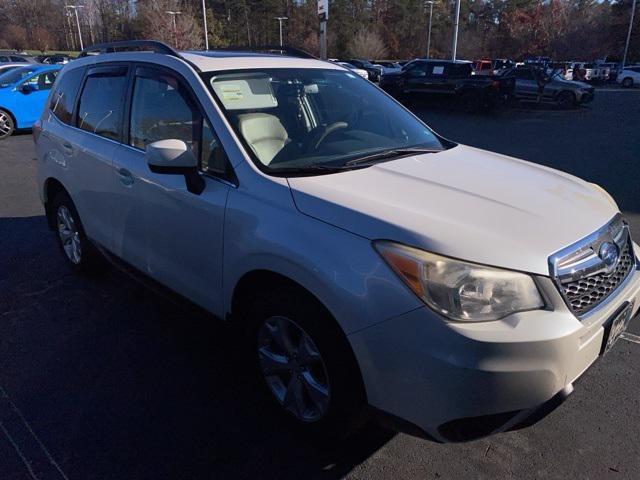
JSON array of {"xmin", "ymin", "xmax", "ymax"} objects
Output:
[
  {"xmin": 246, "ymin": 286, "xmax": 366, "ymax": 442},
  {"xmin": 0, "ymin": 109, "xmax": 14, "ymax": 140}
]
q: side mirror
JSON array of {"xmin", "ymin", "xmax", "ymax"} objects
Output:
[
  {"xmin": 146, "ymin": 139, "xmax": 204, "ymax": 195},
  {"xmin": 20, "ymin": 84, "xmax": 35, "ymax": 94}
]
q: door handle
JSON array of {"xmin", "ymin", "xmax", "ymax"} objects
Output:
[
  {"xmin": 61, "ymin": 142, "xmax": 74, "ymax": 155},
  {"xmin": 117, "ymin": 167, "xmax": 134, "ymax": 186}
]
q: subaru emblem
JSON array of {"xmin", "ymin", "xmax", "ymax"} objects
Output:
[{"xmin": 598, "ymin": 242, "xmax": 620, "ymax": 275}]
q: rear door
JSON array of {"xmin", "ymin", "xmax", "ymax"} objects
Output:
[
  {"xmin": 424, "ymin": 63, "xmax": 450, "ymax": 94},
  {"xmin": 110, "ymin": 64, "xmax": 232, "ymax": 314},
  {"xmin": 71, "ymin": 63, "xmax": 130, "ymax": 248}
]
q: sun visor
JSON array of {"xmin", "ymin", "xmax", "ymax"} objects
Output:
[{"xmin": 211, "ymin": 74, "xmax": 278, "ymax": 110}]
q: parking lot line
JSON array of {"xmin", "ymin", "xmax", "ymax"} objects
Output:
[
  {"xmin": 0, "ymin": 386, "xmax": 69, "ymax": 480},
  {"xmin": 621, "ymin": 332, "xmax": 640, "ymax": 344},
  {"xmin": 596, "ymin": 88, "xmax": 640, "ymax": 92}
]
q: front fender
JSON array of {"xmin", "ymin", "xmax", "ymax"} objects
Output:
[{"xmin": 222, "ymin": 171, "xmax": 421, "ymax": 334}]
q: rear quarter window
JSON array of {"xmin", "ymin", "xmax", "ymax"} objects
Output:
[{"xmin": 50, "ymin": 68, "xmax": 84, "ymax": 125}]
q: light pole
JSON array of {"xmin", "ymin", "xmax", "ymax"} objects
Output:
[
  {"xmin": 166, "ymin": 11, "xmax": 182, "ymax": 48},
  {"xmin": 623, "ymin": 0, "xmax": 637, "ymax": 67},
  {"xmin": 426, "ymin": 1, "xmax": 434, "ymax": 58},
  {"xmin": 451, "ymin": 0, "xmax": 461, "ymax": 60},
  {"xmin": 66, "ymin": 5, "xmax": 84, "ymax": 51},
  {"xmin": 274, "ymin": 17, "xmax": 288, "ymax": 47},
  {"xmin": 201, "ymin": 0, "xmax": 209, "ymax": 50}
]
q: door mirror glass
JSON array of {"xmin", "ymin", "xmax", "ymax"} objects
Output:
[{"xmin": 146, "ymin": 139, "xmax": 198, "ymax": 170}]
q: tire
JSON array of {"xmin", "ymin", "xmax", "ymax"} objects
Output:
[
  {"xmin": 622, "ymin": 77, "xmax": 633, "ymax": 88},
  {"xmin": 50, "ymin": 191, "xmax": 105, "ymax": 275},
  {"xmin": 0, "ymin": 109, "xmax": 14, "ymax": 140},
  {"xmin": 245, "ymin": 286, "xmax": 366, "ymax": 443},
  {"xmin": 557, "ymin": 91, "xmax": 576, "ymax": 109}
]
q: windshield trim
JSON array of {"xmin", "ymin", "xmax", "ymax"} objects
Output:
[{"xmin": 200, "ymin": 68, "xmax": 454, "ymax": 178}]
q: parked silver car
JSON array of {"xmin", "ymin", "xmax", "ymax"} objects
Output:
[{"xmin": 511, "ymin": 67, "xmax": 594, "ymax": 108}]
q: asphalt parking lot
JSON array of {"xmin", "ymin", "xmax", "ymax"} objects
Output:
[{"xmin": 1, "ymin": 89, "xmax": 640, "ymax": 480}]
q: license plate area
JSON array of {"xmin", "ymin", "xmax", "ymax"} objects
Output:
[{"xmin": 601, "ymin": 302, "xmax": 634, "ymax": 355}]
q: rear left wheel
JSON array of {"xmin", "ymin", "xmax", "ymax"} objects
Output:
[
  {"xmin": 622, "ymin": 77, "xmax": 634, "ymax": 88},
  {"xmin": 51, "ymin": 191, "xmax": 105, "ymax": 275},
  {"xmin": 0, "ymin": 109, "xmax": 14, "ymax": 140}
]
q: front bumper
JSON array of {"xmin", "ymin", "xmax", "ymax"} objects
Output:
[{"xmin": 348, "ymin": 255, "xmax": 640, "ymax": 443}]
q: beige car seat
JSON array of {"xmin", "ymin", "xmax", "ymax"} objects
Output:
[{"xmin": 237, "ymin": 113, "xmax": 288, "ymax": 165}]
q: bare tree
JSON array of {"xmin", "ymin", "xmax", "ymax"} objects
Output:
[
  {"xmin": 32, "ymin": 26, "xmax": 54, "ymax": 52},
  {"xmin": 348, "ymin": 30, "xmax": 388, "ymax": 59},
  {"xmin": 1, "ymin": 25, "xmax": 29, "ymax": 50},
  {"xmin": 137, "ymin": 0, "xmax": 203, "ymax": 50}
]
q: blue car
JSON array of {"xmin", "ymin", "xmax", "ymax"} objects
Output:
[{"xmin": 0, "ymin": 64, "xmax": 61, "ymax": 140}]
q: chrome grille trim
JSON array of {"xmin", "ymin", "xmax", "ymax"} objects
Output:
[{"xmin": 549, "ymin": 214, "xmax": 637, "ymax": 317}]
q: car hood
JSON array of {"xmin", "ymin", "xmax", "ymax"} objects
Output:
[{"xmin": 287, "ymin": 145, "xmax": 618, "ymax": 275}]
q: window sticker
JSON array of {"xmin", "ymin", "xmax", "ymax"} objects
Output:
[
  {"xmin": 432, "ymin": 66, "xmax": 444, "ymax": 75},
  {"xmin": 221, "ymin": 84, "xmax": 243, "ymax": 101}
]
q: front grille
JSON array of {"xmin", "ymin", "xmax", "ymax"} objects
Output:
[
  {"xmin": 549, "ymin": 215, "xmax": 637, "ymax": 317},
  {"xmin": 560, "ymin": 240, "xmax": 634, "ymax": 315}
]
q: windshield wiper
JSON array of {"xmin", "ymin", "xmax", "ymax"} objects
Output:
[
  {"xmin": 271, "ymin": 164, "xmax": 359, "ymax": 176},
  {"xmin": 344, "ymin": 147, "xmax": 441, "ymax": 166},
  {"xmin": 270, "ymin": 148, "xmax": 442, "ymax": 176}
]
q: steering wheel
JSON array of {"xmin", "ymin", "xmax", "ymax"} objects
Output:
[{"xmin": 304, "ymin": 122, "xmax": 348, "ymax": 152}]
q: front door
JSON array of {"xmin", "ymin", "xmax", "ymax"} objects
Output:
[
  {"xmin": 17, "ymin": 70, "xmax": 58, "ymax": 127},
  {"xmin": 111, "ymin": 65, "xmax": 232, "ymax": 314}
]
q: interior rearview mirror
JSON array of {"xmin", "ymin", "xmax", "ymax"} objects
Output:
[{"xmin": 146, "ymin": 139, "xmax": 204, "ymax": 195}]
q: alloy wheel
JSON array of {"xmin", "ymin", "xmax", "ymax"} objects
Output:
[
  {"xmin": 57, "ymin": 205, "xmax": 82, "ymax": 264},
  {"xmin": 0, "ymin": 111, "xmax": 13, "ymax": 139},
  {"xmin": 257, "ymin": 316, "xmax": 330, "ymax": 422}
]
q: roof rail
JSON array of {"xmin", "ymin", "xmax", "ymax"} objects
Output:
[
  {"xmin": 215, "ymin": 45, "xmax": 317, "ymax": 59},
  {"xmin": 77, "ymin": 40, "xmax": 201, "ymax": 72},
  {"xmin": 78, "ymin": 40, "xmax": 180, "ymax": 58}
]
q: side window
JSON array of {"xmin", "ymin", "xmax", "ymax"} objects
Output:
[
  {"xmin": 407, "ymin": 63, "xmax": 427, "ymax": 77},
  {"xmin": 129, "ymin": 69, "xmax": 229, "ymax": 176},
  {"xmin": 76, "ymin": 66, "xmax": 127, "ymax": 141},
  {"xmin": 25, "ymin": 71, "xmax": 58, "ymax": 91},
  {"xmin": 11, "ymin": 56, "xmax": 26, "ymax": 62},
  {"xmin": 50, "ymin": 68, "xmax": 84, "ymax": 125},
  {"xmin": 515, "ymin": 69, "xmax": 534, "ymax": 80}
]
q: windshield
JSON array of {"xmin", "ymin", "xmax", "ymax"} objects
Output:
[
  {"xmin": 0, "ymin": 66, "xmax": 38, "ymax": 88},
  {"xmin": 205, "ymin": 68, "xmax": 445, "ymax": 175}
]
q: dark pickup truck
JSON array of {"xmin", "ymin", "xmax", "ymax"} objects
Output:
[{"xmin": 379, "ymin": 59, "xmax": 514, "ymax": 112}]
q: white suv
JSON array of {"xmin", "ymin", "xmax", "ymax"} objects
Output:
[
  {"xmin": 36, "ymin": 41, "xmax": 640, "ymax": 443},
  {"xmin": 617, "ymin": 66, "xmax": 640, "ymax": 87}
]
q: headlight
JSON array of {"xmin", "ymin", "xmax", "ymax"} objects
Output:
[{"xmin": 375, "ymin": 241, "xmax": 545, "ymax": 322}]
